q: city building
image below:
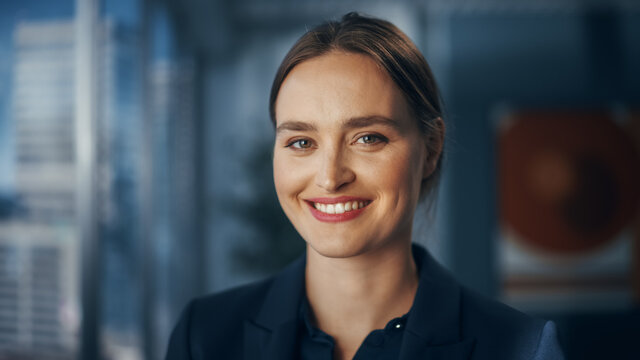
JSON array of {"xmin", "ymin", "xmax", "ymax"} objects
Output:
[{"xmin": 0, "ymin": 19, "xmax": 143, "ymax": 360}]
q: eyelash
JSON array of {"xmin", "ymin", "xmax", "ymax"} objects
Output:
[
  {"xmin": 284, "ymin": 133, "xmax": 388, "ymax": 150},
  {"xmin": 285, "ymin": 138, "xmax": 314, "ymax": 149},
  {"xmin": 354, "ymin": 134, "xmax": 387, "ymax": 145}
]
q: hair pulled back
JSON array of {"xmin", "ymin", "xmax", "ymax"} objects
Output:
[{"xmin": 269, "ymin": 12, "xmax": 445, "ymax": 198}]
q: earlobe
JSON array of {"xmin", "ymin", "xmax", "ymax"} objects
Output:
[{"xmin": 422, "ymin": 117, "xmax": 445, "ymax": 180}]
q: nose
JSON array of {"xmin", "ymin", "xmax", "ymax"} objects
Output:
[{"xmin": 315, "ymin": 146, "xmax": 356, "ymax": 192}]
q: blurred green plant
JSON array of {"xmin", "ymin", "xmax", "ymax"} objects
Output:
[{"xmin": 228, "ymin": 140, "xmax": 305, "ymax": 275}]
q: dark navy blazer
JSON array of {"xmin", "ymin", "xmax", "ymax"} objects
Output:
[{"xmin": 165, "ymin": 245, "xmax": 564, "ymax": 360}]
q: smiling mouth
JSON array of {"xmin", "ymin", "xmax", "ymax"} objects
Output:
[
  {"xmin": 311, "ymin": 200, "xmax": 371, "ymax": 214},
  {"xmin": 305, "ymin": 197, "xmax": 372, "ymax": 222}
]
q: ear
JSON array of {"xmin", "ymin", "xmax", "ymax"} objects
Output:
[{"xmin": 422, "ymin": 117, "xmax": 445, "ymax": 179}]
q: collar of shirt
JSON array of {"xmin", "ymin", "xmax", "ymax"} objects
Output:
[{"xmin": 298, "ymin": 294, "xmax": 410, "ymax": 360}]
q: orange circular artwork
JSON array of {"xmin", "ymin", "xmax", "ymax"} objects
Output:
[{"xmin": 499, "ymin": 111, "xmax": 640, "ymax": 254}]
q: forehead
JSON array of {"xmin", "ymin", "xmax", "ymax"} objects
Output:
[{"xmin": 274, "ymin": 51, "xmax": 412, "ymax": 128}]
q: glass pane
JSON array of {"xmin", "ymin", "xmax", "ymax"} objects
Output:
[
  {"xmin": 99, "ymin": 0, "xmax": 144, "ymax": 359},
  {"xmin": 147, "ymin": 6, "xmax": 201, "ymax": 357},
  {"xmin": 0, "ymin": 1, "xmax": 78, "ymax": 359}
]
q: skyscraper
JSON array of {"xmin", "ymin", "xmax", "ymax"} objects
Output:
[
  {"xmin": 0, "ymin": 18, "xmax": 143, "ymax": 360},
  {"xmin": 0, "ymin": 20, "xmax": 78, "ymax": 360}
]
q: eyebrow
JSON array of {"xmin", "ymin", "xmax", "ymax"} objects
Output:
[
  {"xmin": 275, "ymin": 121, "xmax": 317, "ymax": 135},
  {"xmin": 276, "ymin": 116, "xmax": 400, "ymax": 135},
  {"xmin": 342, "ymin": 116, "xmax": 400, "ymax": 131}
]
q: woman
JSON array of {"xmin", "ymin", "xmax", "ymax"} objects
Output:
[{"xmin": 166, "ymin": 12, "xmax": 564, "ymax": 360}]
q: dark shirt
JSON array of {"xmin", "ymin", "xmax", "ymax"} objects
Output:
[{"xmin": 298, "ymin": 297, "xmax": 408, "ymax": 360}]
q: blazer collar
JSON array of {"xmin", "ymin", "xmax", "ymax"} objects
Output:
[
  {"xmin": 399, "ymin": 245, "xmax": 475, "ymax": 359},
  {"xmin": 244, "ymin": 245, "xmax": 474, "ymax": 360},
  {"xmin": 244, "ymin": 255, "xmax": 306, "ymax": 360},
  {"xmin": 254, "ymin": 255, "xmax": 306, "ymax": 329}
]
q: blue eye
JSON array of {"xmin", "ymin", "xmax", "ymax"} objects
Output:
[
  {"xmin": 356, "ymin": 134, "xmax": 386, "ymax": 145},
  {"xmin": 286, "ymin": 139, "xmax": 313, "ymax": 149}
]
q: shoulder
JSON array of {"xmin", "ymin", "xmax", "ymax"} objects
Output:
[
  {"xmin": 165, "ymin": 255, "xmax": 307, "ymax": 360},
  {"xmin": 459, "ymin": 287, "xmax": 563, "ymax": 360},
  {"xmin": 165, "ymin": 277, "xmax": 275, "ymax": 360},
  {"xmin": 191, "ymin": 277, "xmax": 274, "ymax": 323},
  {"xmin": 411, "ymin": 244, "xmax": 563, "ymax": 359}
]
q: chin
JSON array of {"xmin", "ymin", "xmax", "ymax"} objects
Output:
[{"xmin": 305, "ymin": 236, "xmax": 374, "ymax": 259}]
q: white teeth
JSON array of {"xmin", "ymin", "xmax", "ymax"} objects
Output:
[{"xmin": 313, "ymin": 200, "xmax": 369, "ymax": 214}]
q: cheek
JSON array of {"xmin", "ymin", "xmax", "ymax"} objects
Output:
[
  {"xmin": 273, "ymin": 152, "xmax": 306, "ymax": 202},
  {"xmin": 272, "ymin": 154, "xmax": 289, "ymax": 197},
  {"xmin": 365, "ymin": 146, "xmax": 423, "ymax": 198}
]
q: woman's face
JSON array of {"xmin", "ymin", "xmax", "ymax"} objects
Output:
[{"xmin": 273, "ymin": 51, "xmax": 433, "ymax": 258}]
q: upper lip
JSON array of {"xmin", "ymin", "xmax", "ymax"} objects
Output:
[{"xmin": 306, "ymin": 196, "xmax": 370, "ymax": 204}]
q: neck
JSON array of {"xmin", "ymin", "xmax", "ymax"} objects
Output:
[{"xmin": 305, "ymin": 240, "xmax": 418, "ymax": 359}]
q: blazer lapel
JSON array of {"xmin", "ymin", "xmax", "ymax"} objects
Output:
[
  {"xmin": 398, "ymin": 245, "xmax": 476, "ymax": 360},
  {"xmin": 243, "ymin": 319, "xmax": 299, "ymax": 360},
  {"xmin": 243, "ymin": 255, "xmax": 306, "ymax": 360}
]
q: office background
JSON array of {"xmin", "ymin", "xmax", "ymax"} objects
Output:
[{"xmin": 0, "ymin": 0, "xmax": 638, "ymax": 359}]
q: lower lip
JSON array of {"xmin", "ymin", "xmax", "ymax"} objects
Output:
[{"xmin": 307, "ymin": 202, "xmax": 368, "ymax": 223}]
